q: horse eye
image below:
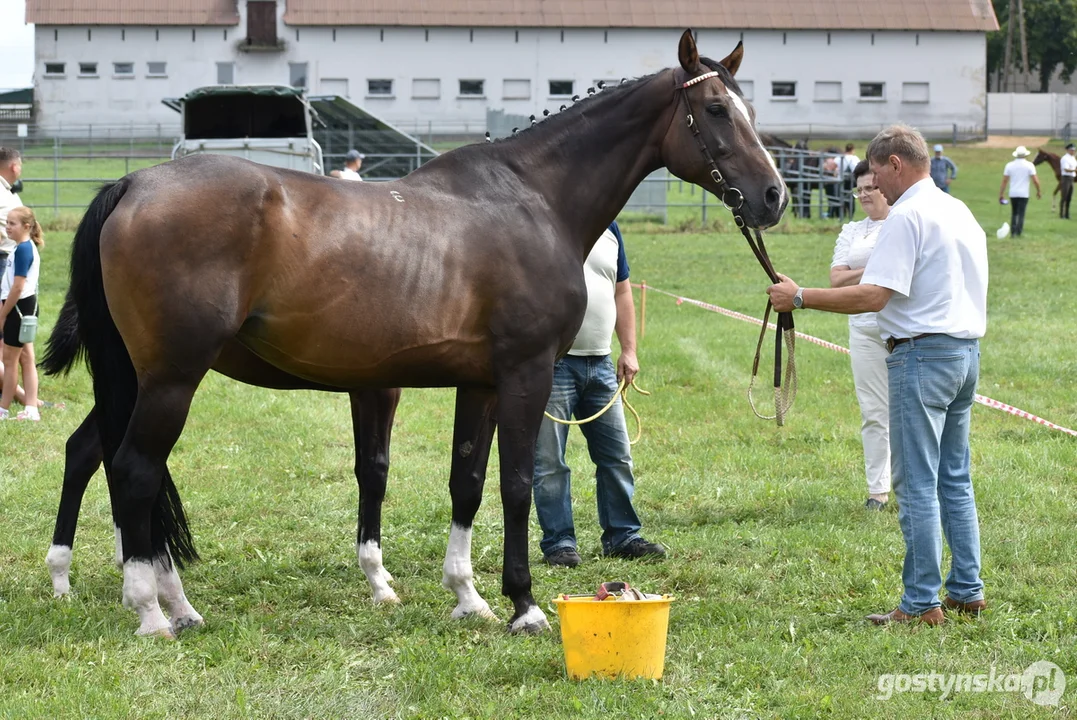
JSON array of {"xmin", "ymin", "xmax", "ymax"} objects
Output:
[{"xmin": 706, "ymin": 103, "xmax": 727, "ymax": 118}]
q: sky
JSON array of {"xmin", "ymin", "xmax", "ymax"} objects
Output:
[{"xmin": 0, "ymin": 0, "xmax": 35, "ymax": 91}]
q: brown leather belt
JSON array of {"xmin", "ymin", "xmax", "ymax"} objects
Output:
[{"xmin": 886, "ymin": 333, "xmax": 942, "ymax": 353}]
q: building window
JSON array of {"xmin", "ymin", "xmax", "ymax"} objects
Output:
[
  {"xmin": 44, "ymin": 62, "xmax": 65, "ymax": 77},
  {"xmin": 859, "ymin": 82, "xmax": 885, "ymax": 99},
  {"xmin": 458, "ymin": 79, "xmax": 484, "ymax": 97},
  {"xmin": 113, "ymin": 62, "xmax": 134, "ymax": 77},
  {"xmin": 502, "ymin": 79, "xmax": 531, "ymax": 100},
  {"xmin": 217, "ymin": 62, "xmax": 234, "ymax": 85},
  {"xmin": 412, "ymin": 78, "xmax": 440, "ymax": 99},
  {"xmin": 79, "ymin": 62, "xmax": 98, "ymax": 77},
  {"xmin": 813, "ymin": 81, "xmax": 842, "ymax": 102},
  {"xmin": 247, "ymin": 1, "xmax": 277, "ymax": 46},
  {"xmin": 902, "ymin": 82, "xmax": 930, "ymax": 103},
  {"xmin": 147, "ymin": 61, "xmax": 167, "ymax": 77},
  {"xmin": 367, "ymin": 79, "xmax": 393, "ymax": 96},
  {"xmin": 548, "ymin": 80, "xmax": 574, "ymax": 97},
  {"xmin": 771, "ymin": 81, "xmax": 796, "ymax": 99},
  {"xmin": 289, "ymin": 62, "xmax": 308, "ymax": 88}
]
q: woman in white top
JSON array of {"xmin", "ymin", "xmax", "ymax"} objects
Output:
[
  {"xmin": 830, "ymin": 160, "xmax": 892, "ymax": 510},
  {"xmin": 0, "ymin": 206, "xmax": 43, "ymax": 420}
]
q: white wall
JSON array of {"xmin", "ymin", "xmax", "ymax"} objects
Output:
[
  {"xmin": 33, "ymin": 22, "xmax": 989, "ymax": 136},
  {"xmin": 987, "ymin": 93, "xmax": 1077, "ymax": 134}
]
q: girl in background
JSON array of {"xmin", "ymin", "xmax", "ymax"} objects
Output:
[{"xmin": 1, "ymin": 206, "xmax": 44, "ymax": 420}]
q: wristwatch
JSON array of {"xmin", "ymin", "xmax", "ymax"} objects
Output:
[{"xmin": 792, "ymin": 287, "xmax": 805, "ymax": 310}]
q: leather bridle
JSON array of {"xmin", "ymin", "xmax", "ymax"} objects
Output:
[{"xmin": 676, "ymin": 69, "xmax": 798, "ymax": 425}]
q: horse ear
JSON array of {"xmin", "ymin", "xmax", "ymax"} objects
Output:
[
  {"xmin": 718, "ymin": 41, "xmax": 744, "ymax": 77},
  {"xmin": 678, "ymin": 29, "xmax": 700, "ymax": 73}
]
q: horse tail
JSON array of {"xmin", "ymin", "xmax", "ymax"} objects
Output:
[{"xmin": 44, "ymin": 180, "xmax": 198, "ymax": 568}]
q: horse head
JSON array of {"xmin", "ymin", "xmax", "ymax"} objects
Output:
[
  {"xmin": 661, "ymin": 30, "xmax": 787, "ymax": 229},
  {"xmin": 1032, "ymin": 149, "xmax": 1051, "ymax": 165}
]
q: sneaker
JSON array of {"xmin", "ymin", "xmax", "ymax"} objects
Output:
[
  {"xmin": 865, "ymin": 498, "xmax": 888, "ymax": 511},
  {"xmin": 0, "ymin": 407, "xmax": 9, "ymax": 420},
  {"xmin": 543, "ymin": 548, "xmax": 581, "ymax": 568},
  {"xmin": 16, "ymin": 408, "xmax": 41, "ymax": 421},
  {"xmin": 605, "ymin": 537, "xmax": 666, "ymax": 560}
]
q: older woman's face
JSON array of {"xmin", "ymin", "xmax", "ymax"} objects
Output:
[{"xmin": 855, "ymin": 175, "xmax": 888, "ymax": 215}]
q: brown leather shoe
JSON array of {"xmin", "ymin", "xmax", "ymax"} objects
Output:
[
  {"xmin": 867, "ymin": 606, "xmax": 945, "ymax": 626},
  {"xmin": 942, "ymin": 596, "xmax": 986, "ymax": 615}
]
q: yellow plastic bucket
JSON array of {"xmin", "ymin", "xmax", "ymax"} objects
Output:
[{"xmin": 552, "ymin": 595, "xmax": 674, "ymax": 680}]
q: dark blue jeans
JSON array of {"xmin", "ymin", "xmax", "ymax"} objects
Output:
[
  {"xmin": 886, "ymin": 335, "xmax": 984, "ymax": 614},
  {"xmin": 533, "ymin": 355, "xmax": 642, "ymax": 555},
  {"xmin": 1010, "ymin": 197, "xmax": 1029, "ymax": 236}
]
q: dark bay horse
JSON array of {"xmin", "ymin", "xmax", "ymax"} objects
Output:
[
  {"xmin": 1033, "ymin": 149, "xmax": 1062, "ymax": 210},
  {"xmin": 42, "ymin": 30, "xmax": 786, "ymax": 638}
]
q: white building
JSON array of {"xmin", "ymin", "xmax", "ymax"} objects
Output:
[{"xmin": 28, "ymin": 0, "xmax": 999, "ymax": 136}]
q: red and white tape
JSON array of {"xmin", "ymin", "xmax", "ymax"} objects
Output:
[{"xmin": 637, "ymin": 283, "xmax": 1077, "ymax": 438}]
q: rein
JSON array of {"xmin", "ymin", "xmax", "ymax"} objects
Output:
[{"xmin": 677, "ymin": 71, "xmax": 798, "ymax": 425}]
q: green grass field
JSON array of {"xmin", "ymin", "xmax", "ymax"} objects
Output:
[{"xmin": 0, "ymin": 144, "xmax": 1074, "ymax": 719}]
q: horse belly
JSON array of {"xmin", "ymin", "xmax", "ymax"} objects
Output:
[{"xmin": 236, "ymin": 313, "xmax": 494, "ymax": 389}]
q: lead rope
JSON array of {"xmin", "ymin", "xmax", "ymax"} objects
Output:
[
  {"xmin": 543, "ymin": 378, "xmax": 651, "ymax": 445},
  {"xmin": 678, "ymin": 70, "xmax": 797, "ymax": 425}
]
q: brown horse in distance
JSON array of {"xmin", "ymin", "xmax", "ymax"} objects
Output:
[
  {"xmin": 1033, "ymin": 149, "xmax": 1063, "ymax": 210},
  {"xmin": 42, "ymin": 30, "xmax": 786, "ymax": 638}
]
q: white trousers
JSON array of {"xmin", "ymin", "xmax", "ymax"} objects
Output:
[{"xmin": 849, "ymin": 324, "xmax": 891, "ymax": 495}]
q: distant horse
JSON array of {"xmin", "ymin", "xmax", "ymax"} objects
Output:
[
  {"xmin": 1033, "ymin": 149, "xmax": 1062, "ymax": 210},
  {"xmin": 43, "ymin": 30, "xmax": 785, "ymax": 638}
]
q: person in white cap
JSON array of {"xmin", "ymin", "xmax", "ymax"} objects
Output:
[
  {"xmin": 331, "ymin": 149, "xmax": 364, "ymax": 181},
  {"xmin": 929, "ymin": 144, "xmax": 958, "ymax": 193},
  {"xmin": 999, "ymin": 146, "xmax": 1041, "ymax": 237}
]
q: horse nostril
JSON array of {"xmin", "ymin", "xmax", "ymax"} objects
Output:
[{"xmin": 765, "ymin": 186, "xmax": 782, "ymax": 207}]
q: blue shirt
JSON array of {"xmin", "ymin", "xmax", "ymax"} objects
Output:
[{"xmin": 930, "ymin": 156, "xmax": 958, "ymax": 189}]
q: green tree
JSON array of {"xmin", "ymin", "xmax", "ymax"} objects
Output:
[{"xmin": 986, "ymin": 0, "xmax": 1077, "ymax": 92}]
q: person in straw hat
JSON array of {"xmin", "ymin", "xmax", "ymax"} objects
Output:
[{"xmin": 998, "ymin": 146, "xmax": 1041, "ymax": 237}]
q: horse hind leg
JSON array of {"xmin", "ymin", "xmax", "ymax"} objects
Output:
[
  {"xmin": 442, "ymin": 387, "xmax": 498, "ymax": 621},
  {"xmin": 352, "ymin": 389, "xmax": 402, "ymax": 605},
  {"xmin": 111, "ymin": 378, "xmax": 204, "ymax": 638},
  {"xmin": 46, "ymin": 408, "xmax": 104, "ymax": 597}
]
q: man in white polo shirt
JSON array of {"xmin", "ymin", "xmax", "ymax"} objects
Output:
[
  {"xmin": 0, "ymin": 147, "xmax": 23, "ymax": 279},
  {"xmin": 767, "ymin": 124, "xmax": 988, "ymax": 626},
  {"xmin": 999, "ymin": 145, "xmax": 1041, "ymax": 237},
  {"xmin": 1060, "ymin": 143, "xmax": 1076, "ymax": 220}
]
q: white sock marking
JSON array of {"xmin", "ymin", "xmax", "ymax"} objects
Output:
[
  {"xmin": 357, "ymin": 540, "xmax": 399, "ymax": 604},
  {"xmin": 442, "ymin": 523, "xmax": 495, "ymax": 620},
  {"xmin": 508, "ymin": 605, "xmax": 550, "ymax": 634},
  {"xmin": 122, "ymin": 559, "xmax": 173, "ymax": 638},
  {"xmin": 46, "ymin": 544, "xmax": 73, "ymax": 597},
  {"xmin": 114, "ymin": 526, "xmax": 124, "ymax": 569},
  {"xmin": 153, "ymin": 556, "xmax": 203, "ymax": 632}
]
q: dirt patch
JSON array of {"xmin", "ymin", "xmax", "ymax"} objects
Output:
[{"xmin": 969, "ymin": 135, "xmax": 1053, "ymax": 149}]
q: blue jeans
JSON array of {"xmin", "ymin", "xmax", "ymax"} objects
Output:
[
  {"xmin": 533, "ymin": 355, "xmax": 642, "ymax": 555},
  {"xmin": 886, "ymin": 335, "xmax": 984, "ymax": 614}
]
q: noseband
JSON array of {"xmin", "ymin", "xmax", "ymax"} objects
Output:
[{"xmin": 677, "ymin": 70, "xmax": 798, "ymax": 425}]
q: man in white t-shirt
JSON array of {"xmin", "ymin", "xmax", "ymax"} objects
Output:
[
  {"xmin": 767, "ymin": 125, "xmax": 988, "ymax": 627},
  {"xmin": 999, "ymin": 146, "xmax": 1041, "ymax": 237},
  {"xmin": 330, "ymin": 149, "xmax": 364, "ymax": 181},
  {"xmin": 1060, "ymin": 143, "xmax": 1076, "ymax": 220},
  {"xmin": 532, "ymin": 221, "xmax": 665, "ymax": 567}
]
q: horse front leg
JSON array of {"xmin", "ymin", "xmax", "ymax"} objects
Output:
[
  {"xmin": 496, "ymin": 359, "xmax": 555, "ymax": 634},
  {"xmin": 352, "ymin": 388, "xmax": 402, "ymax": 604},
  {"xmin": 441, "ymin": 387, "xmax": 499, "ymax": 621},
  {"xmin": 46, "ymin": 409, "xmax": 105, "ymax": 597}
]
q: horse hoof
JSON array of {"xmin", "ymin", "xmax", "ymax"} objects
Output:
[
  {"xmin": 137, "ymin": 626, "xmax": 177, "ymax": 640},
  {"xmin": 171, "ymin": 615, "xmax": 205, "ymax": 634},
  {"xmin": 507, "ymin": 606, "xmax": 550, "ymax": 634},
  {"xmin": 373, "ymin": 590, "xmax": 401, "ymax": 605},
  {"xmin": 452, "ymin": 602, "xmax": 497, "ymax": 621}
]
